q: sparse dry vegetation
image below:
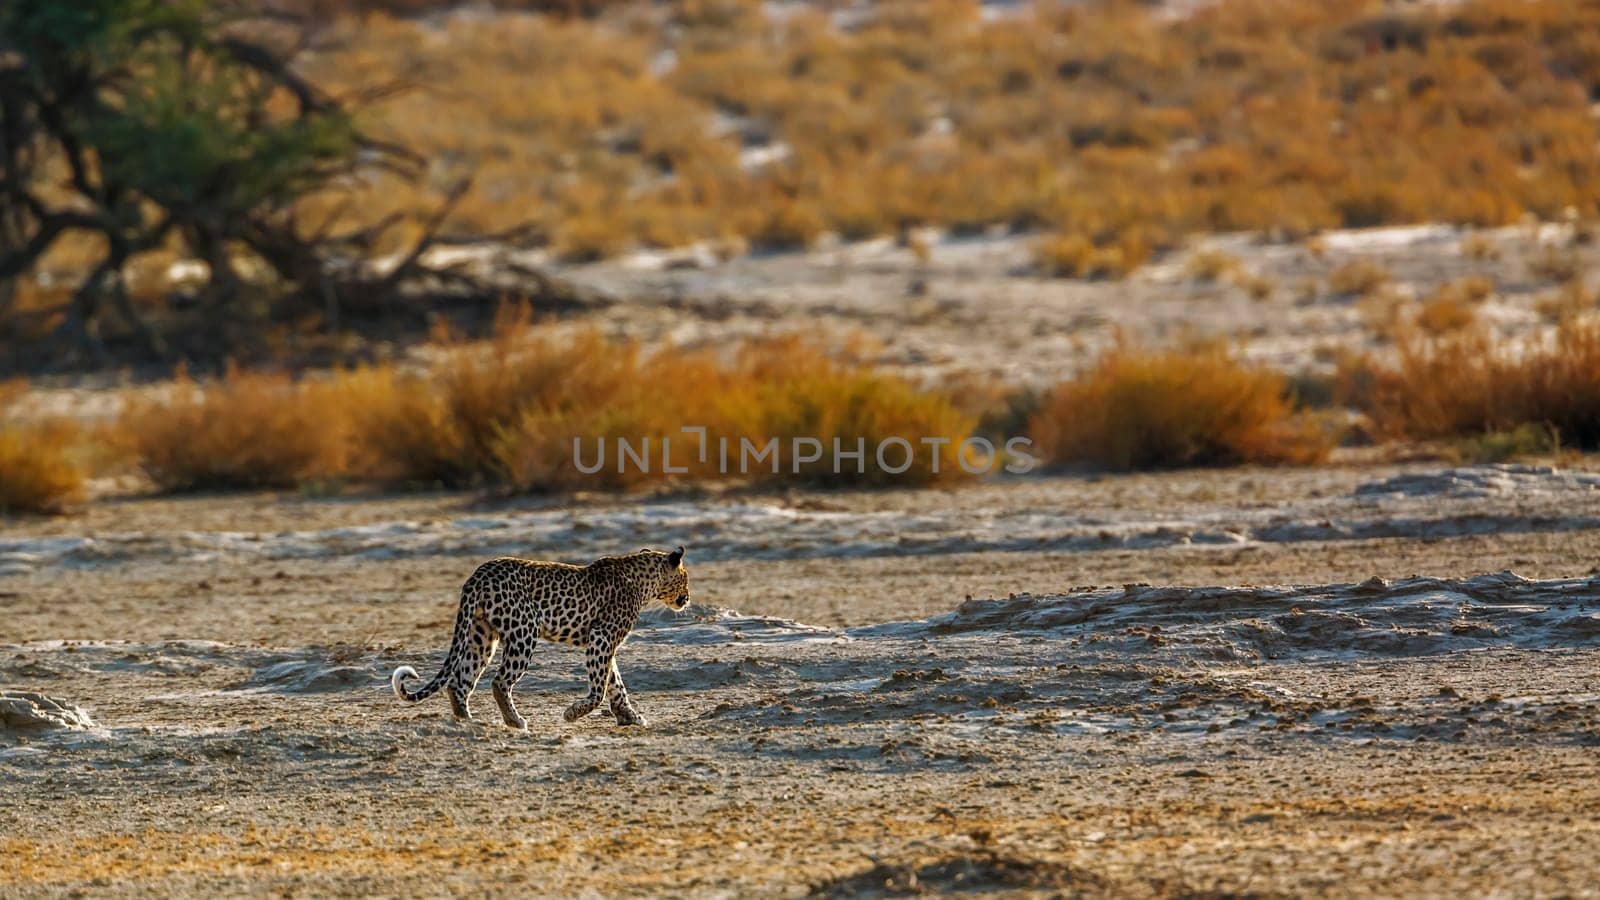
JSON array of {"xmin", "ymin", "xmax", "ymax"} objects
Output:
[
  {"xmin": 1415, "ymin": 294, "xmax": 1479, "ymax": 337},
  {"xmin": 11, "ymin": 0, "xmax": 1600, "ymax": 368},
  {"xmin": 1187, "ymin": 250, "xmax": 1243, "ymax": 283},
  {"xmin": 285, "ymin": 0, "xmax": 1600, "ymax": 270},
  {"xmin": 107, "ymin": 315, "xmax": 974, "ymax": 495},
  {"xmin": 1328, "ymin": 260, "xmax": 1393, "ymax": 298},
  {"xmin": 1356, "ymin": 287, "xmax": 1412, "ymax": 343},
  {"xmin": 1453, "ymin": 423, "xmax": 1561, "ymax": 464},
  {"xmin": 1028, "ymin": 344, "xmax": 1334, "ymax": 471},
  {"xmin": 1340, "ymin": 322, "xmax": 1600, "ymax": 449},
  {"xmin": 1535, "ymin": 280, "xmax": 1596, "ymax": 324},
  {"xmin": 1528, "ymin": 245, "xmax": 1584, "ymax": 284},
  {"xmin": 15, "ymin": 0, "xmax": 1600, "ymax": 505},
  {"xmin": 1236, "ymin": 272, "xmax": 1276, "ymax": 302},
  {"xmin": 120, "ymin": 367, "xmax": 354, "ymax": 492},
  {"xmin": 0, "ymin": 382, "xmax": 87, "ymax": 514},
  {"xmin": 1032, "ymin": 233, "xmax": 1140, "ymax": 280},
  {"xmin": 1444, "ymin": 276, "xmax": 1497, "ymax": 305},
  {"xmin": 0, "ymin": 423, "xmax": 87, "ymax": 514},
  {"xmin": 1460, "ymin": 233, "xmax": 1501, "ymax": 261},
  {"xmin": 17, "ymin": 321, "xmax": 1381, "ymax": 510}
]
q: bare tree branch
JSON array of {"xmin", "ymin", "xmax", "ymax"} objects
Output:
[{"xmin": 382, "ymin": 178, "xmax": 471, "ymax": 287}]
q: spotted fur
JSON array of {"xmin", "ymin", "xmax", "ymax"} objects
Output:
[{"xmin": 392, "ymin": 546, "xmax": 690, "ymax": 729}]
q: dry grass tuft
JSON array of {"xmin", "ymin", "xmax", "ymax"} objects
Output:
[
  {"xmin": 1460, "ymin": 233, "xmax": 1500, "ymax": 261},
  {"xmin": 0, "ymin": 424, "xmax": 88, "ymax": 515},
  {"xmin": 1187, "ymin": 250, "xmax": 1243, "ymax": 283},
  {"xmin": 1528, "ymin": 245, "xmax": 1583, "ymax": 284},
  {"xmin": 1441, "ymin": 275, "xmax": 1496, "ymax": 304},
  {"xmin": 1033, "ymin": 233, "xmax": 1147, "ymax": 280},
  {"xmin": 1235, "ymin": 271, "xmax": 1276, "ymax": 302},
  {"xmin": 345, "ymin": 313, "xmax": 649, "ymax": 488},
  {"xmin": 1453, "ymin": 423, "xmax": 1560, "ymax": 463},
  {"xmin": 1415, "ymin": 294, "xmax": 1479, "ymax": 336},
  {"xmin": 111, "ymin": 313, "xmax": 974, "ymax": 494},
  {"xmin": 492, "ymin": 333, "xmax": 975, "ymax": 490},
  {"xmin": 1535, "ymin": 280, "xmax": 1595, "ymax": 324},
  {"xmin": 0, "ymin": 382, "xmax": 88, "ymax": 515},
  {"xmin": 1028, "ymin": 344, "xmax": 1333, "ymax": 471},
  {"xmin": 1339, "ymin": 321, "xmax": 1600, "ymax": 448},
  {"xmin": 1327, "ymin": 260, "xmax": 1392, "ymax": 298},
  {"xmin": 719, "ymin": 337, "xmax": 975, "ymax": 486},
  {"xmin": 1032, "ymin": 234, "xmax": 1096, "ymax": 278},
  {"xmin": 120, "ymin": 367, "xmax": 352, "ymax": 492}
]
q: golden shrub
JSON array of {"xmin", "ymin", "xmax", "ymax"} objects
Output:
[
  {"xmin": 1032, "ymin": 233, "xmax": 1096, "ymax": 278},
  {"xmin": 720, "ymin": 337, "xmax": 974, "ymax": 486},
  {"xmin": 337, "ymin": 315, "xmax": 976, "ymax": 491},
  {"xmin": 1187, "ymin": 250, "xmax": 1243, "ymax": 283},
  {"xmin": 1460, "ymin": 233, "xmax": 1501, "ymax": 260},
  {"xmin": 0, "ymin": 384, "xmax": 87, "ymax": 515},
  {"xmin": 1340, "ymin": 321, "xmax": 1600, "ymax": 448},
  {"xmin": 1415, "ymin": 295, "xmax": 1479, "ymax": 336},
  {"xmin": 1327, "ymin": 260, "xmax": 1393, "ymax": 297},
  {"xmin": 1028, "ymin": 344, "xmax": 1333, "ymax": 470},
  {"xmin": 119, "ymin": 366, "xmax": 351, "ymax": 491},
  {"xmin": 1535, "ymin": 280, "xmax": 1595, "ymax": 324}
]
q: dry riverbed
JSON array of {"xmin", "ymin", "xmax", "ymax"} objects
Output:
[{"xmin": 4, "ymin": 463, "xmax": 1600, "ymax": 896}]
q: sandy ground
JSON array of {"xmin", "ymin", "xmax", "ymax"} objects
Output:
[{"xmin": 4, "ymin": 463, "xmax": 1600, "ymax": 896}]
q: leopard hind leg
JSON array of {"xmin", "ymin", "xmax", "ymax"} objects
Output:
[
  {"xmin": 448, "ymin": 613, "xmax": 498, "ymax": 720},
  {"xmin": 491, "ymin": 626, "xmax": 536, "ymax": 730}
]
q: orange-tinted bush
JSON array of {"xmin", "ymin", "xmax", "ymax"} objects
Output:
[
  {"xmin": 120, "ymin": 367, "xmax": 351, "ymax": 491},
  {"xmin": 1033, "ymin": 232, "xmax": 1148, "ymax": 279},
  {"xmin": 140, "ymin": 316, "xmax": 980, "ymax": 493},
  {"xmin": 1187, "ymin": 250, "xmax": 1243, "ymax": 283},
  {"xmin": 1029, "ymin": 344, "xmax": 1333, "ymax": 470},
  {"xmin": 0, "ymin": 422, "xmax": 86, "ymax": 514},
  {"xmin": 1327, "ymin": 260, "xmax": 1392, "ymax": 297},
  {"xmin": 107, "ymin": 327, "xmax": 650, "ymax": 494},
  {"xmin": 0, "ymin": 381, "xmax": 100, "ymax": 515},
  {"xmin": 491, "ymin": 333, "xmax": 975, "ymax": 490},
  {"xmin": 0, "ymin": 384, "xmax": 87, "ymax": 515},
  {"xmin": 1415, "ymin": 295, "xmax": 1478, "ymax": 336},
  {"xmin": 1032, "ymin": 233, "xmax": 1096, "ymax": 278},
  {"xmin": 719, "ymin": 337, "xmax": 973, "ymax": 486},
  {"xmin": 336, "ymin": 364, "xmax": 472, "ymax": 488},
  {"xmin": 1341, "ymin": 322, "xmax": 1600, "ymax": 448}
]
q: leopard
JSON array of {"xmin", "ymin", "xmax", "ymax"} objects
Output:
[{"xmin": 391, "ymin": 546, "xmax": 689, "ymax": 729}]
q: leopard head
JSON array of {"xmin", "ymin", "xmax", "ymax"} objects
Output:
[{"xmin": 650, "ymin": 545, "xmax": 689, "ymax": 610}]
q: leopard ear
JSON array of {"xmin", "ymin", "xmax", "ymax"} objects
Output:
[{"xmin": 667, "ymin": 546, "xmax": 684, "ymax": 567}]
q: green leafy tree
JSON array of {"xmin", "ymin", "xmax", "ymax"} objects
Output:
[{"xmin": 0, "ymin": 0, "xmax": 416, "ymax": 362}]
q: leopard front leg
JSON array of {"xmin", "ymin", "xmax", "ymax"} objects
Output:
[
  {"xmin": 563, "ymin": 631, "xmax": 615, "ymax": 723},
  {"xmin": 605, "ymin": 657, "xmax": 647, "ymax": 728}
]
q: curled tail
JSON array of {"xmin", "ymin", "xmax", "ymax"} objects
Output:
[
  {"xmin": 392, "ymin": 590, "xmax": 472, "ymax": 704},
  {"xmin": 391, "ymin": 664, "xmax": 447, "ymax": 702}
]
